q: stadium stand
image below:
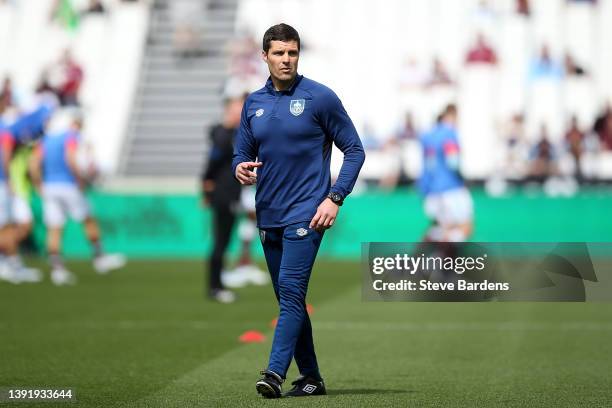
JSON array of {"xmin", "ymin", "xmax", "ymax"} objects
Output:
[
  {"xmin": 2, "ymin": 0, "xmax": 612, "ymax": 186},
  {"xmin": 0, "ymin": 0, "xmax": 149, "ymax": 176},
  {"xmin": 230, "ymin": 0, "xmax": 612, "ymax": 183},
  {"xmin": 119, "ymin": 0, "xmax": 238, "ymax": 177}
]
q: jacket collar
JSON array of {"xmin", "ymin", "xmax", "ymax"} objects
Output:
[{"xmin": 265, "ymin": 74, "xmax": 303, "ymax": 95}]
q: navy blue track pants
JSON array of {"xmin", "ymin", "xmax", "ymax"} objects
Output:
[{"xmin": 260, "ymin": 221, "xmax": 324, "ymax": 379}]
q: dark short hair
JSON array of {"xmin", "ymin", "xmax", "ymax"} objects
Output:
[
  {"xmin": 443, "ymin": 103, "xmax": 457, "ymax": 116},
  {"xmin": 262, "ymin": 23, "xmax": 300, "ymax": 53}
]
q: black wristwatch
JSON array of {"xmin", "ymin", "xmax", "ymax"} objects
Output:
[{"xmin": 327, "ymin": 191, "xmax": 344, "ymax": 206}]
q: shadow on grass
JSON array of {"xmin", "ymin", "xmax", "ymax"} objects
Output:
[{"xmin": 327, "ymin": 389, "xmax": 414, "ymax": 396}]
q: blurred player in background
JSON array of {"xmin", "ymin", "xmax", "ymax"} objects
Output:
[
  {"xmin": 202, "ymin": 94, "xmax": 267, "ymax": 302},
  {"xmin": 202, "ymin": 96, "xmax": 244, "ymax": 303},
  {"xmin": 29, "ymin": 114, "xmax": 125, "ymax": 285},
  {"xmin": 0, "ymin": 123, "xmax": 19, "ymax": 282},
  {"xmin": 418, "ymin": 104, "xmax": 473, "ymax": 242},
  {"xmin": 6, "ymin": 133, "xmax": 43, "ymax": 283},
  {"xmin": 4, "ymin": 93, "xmax": 59, "ymax": 283},
  {"xmin": 10, "ymin": 143, "xmax": 36, "ymax": 248},
  {"xmin": 0, "ymin": 102, "xmax": 47, "ymax": 283}
]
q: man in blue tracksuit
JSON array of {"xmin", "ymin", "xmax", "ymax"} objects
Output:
[{"xmin": 232, "ymin": 24, "xmax": 365, "ymax": 398}]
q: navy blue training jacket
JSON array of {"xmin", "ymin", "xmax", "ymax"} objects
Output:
[{"xmin": 232, "ymin": 75, "xmax": 365, "ymax": 228}]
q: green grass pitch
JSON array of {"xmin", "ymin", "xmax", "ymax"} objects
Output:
[{"xmin": 1, "ymin": 259, "xmax": 611, "ymax": 407}]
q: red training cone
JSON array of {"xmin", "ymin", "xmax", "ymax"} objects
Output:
[
  {"xmin": 239, "ymin": 330, "xmax": 266, "ymax": 343},
  {"xmin": 306, "ymin": 304, "xmax": 314, "ymax": 315}
]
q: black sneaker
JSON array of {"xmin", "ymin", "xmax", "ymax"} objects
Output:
[
  {"xmin": 256, "ymin": 370, "xmax": 283, "ymax": 398},
  {"xmin": 283, "ymin": 375, "xmax": 326, "ymax": 397}
]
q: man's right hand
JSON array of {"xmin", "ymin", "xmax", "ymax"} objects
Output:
[{"xmin": 235, "ymin": 161, "xmax": 262, "ymax": 185}]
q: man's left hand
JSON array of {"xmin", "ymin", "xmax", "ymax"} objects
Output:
[{"xmin": 309, "ymin": 198, "xmax": 339, "ymax": 232}]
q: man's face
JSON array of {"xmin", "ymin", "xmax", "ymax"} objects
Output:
[
  {"xmin": 444, "ymin": 110, "xmax": 457, "ymax": 126},
  {"xmin": 262, "ymin": 40, "xmax": 299, "ymax": 83}
]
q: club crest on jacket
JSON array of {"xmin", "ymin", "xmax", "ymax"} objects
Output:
[{"xmin": 290, "ymin": 99, "xmax": 305, "ymax": 116}]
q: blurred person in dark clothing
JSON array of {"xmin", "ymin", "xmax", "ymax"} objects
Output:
[
  {"xmin": 528, "ymin": 124, "xmax": 558, "ymax": 181},
  {"xmin": 201, "ymin": 96, "xmax": 245, "ymax": 303},
  {"xmin": 564, "ymin": 54, "xmax": 587, "ymax": 76},
  {"xmin": 84, "ymin": 0, "xmax": 105, "ymax": 14},
  {"xmin": 594, "ymin": 104, "xmax": 612, "ymax": 150},
  {"xmin": 35, "ymin": 71, "xmax": 57, "ymax": 96},
  {"xmin": 565, "ymin": 116, "xmax": 585, "ymax": 180},
  {"xmin": 0, "ymin": 78, "xmax": 15, "ymax": 110}
]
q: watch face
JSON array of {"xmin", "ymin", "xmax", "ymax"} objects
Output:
[{"xmin": 330, "ymin": 192, "xmax": 341, "ymax": 202}]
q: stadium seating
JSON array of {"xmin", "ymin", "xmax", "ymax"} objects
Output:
[
  {"xmin": 3, "ymin": 0, "xmax": 612, "ymax": 181},
  {"xmin": 119, "ymin": 0, "xmax": 237, "ymax": 178},
  {"xmin": 0, "ymin": 5, "xmax": 15, "ymax": 76},
  {"xmin": 235, "ymin": 0, "xmax": 612, "ymax": 181},
  {"xmin": 85, "ymin": 3, "xmax": 149, "ymax": 175},
  {"xmin": 0, "ymin": 0, "xmax": 149, "ymax": 176}
]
